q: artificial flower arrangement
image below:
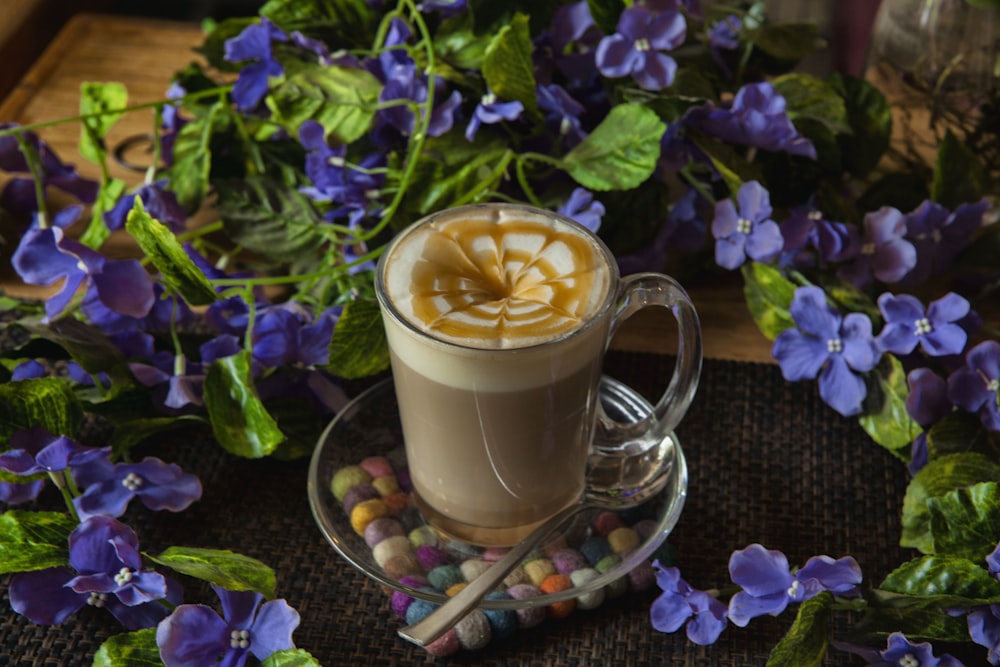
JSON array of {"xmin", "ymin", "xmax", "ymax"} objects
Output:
[{"xmin": 0, "ymin": 0, "xmax": 999, "ymax": 664}]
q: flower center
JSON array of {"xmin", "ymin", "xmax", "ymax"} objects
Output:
[
  {"xmin": 559, "ymin": 116, "xmax": 573, "ymax": 136},
  {"xmin": 86, "ymin": 592, "xmax": 107, "ymax": 608},
  {"xmin": 807, "ymin": 210, "xmax": 823, "ymax": 221},
  {"xmin": 121, "ymin": 472, "xmax": 143, "ymax": 491},
  {"xmin": 114, "ymin": 567, "xmax": 134, "ymax": 586},
  {"xmin": 327, "ymin": 155, "xmax": 345, "ymax": 168},
  {"xmin": 898, "ymin": 654, "xmax": 919, "ymax": 667},
  {"xmin": 736, "ymin": 218, "xmax": 753, "ymax": 234},
  {"xmin": 827, "ymin": 338, "xmax": 843, "ymax": 353},
  {"xmin": 860, "ymin": 242, "xmax": 876, "ymax": 255},
  {"xmin": 988, "ymin": 378, "xmax": 999, "ymax": 393},
  {"xmin": 913, "ymin": 317, "xmax": 933, "ymax": 336},
  {"xmin": 931, "ymin": 228, "xmax": 942, "ymax": 243},
  {"xmin": 634, "ymin": 37, "xmax": 651, "ymax": 52},
  {"xmin": 230, "ymin": 629, "xmax": 251, "ymax": 650},
  {"xmin": 786, "ymin": 580, "xmax": 800, "ymax": 598},
  {"xmin": 481, "ymin": 92, "xmax": 497, "ymax": 106}
]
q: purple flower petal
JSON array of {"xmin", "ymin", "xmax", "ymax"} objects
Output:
[
  {"xmin": 248, "ymin": 599, "xmax": 300, "ymax": 659},
  {"xmin": 9, "ymin": 567, "xmax": 84, "ymax": 625},
  {"xmin": 772, "ymin": 329, "xmax": 829, "ymax": 382},
  {"xmin": 157, "ymin": 604, "xmax": 230, "ymax": 666},
  {"xmin": 729, "ymin": 544, "xmax": 791, "ymax": 597},
  {"xmin": 818, "ymin": 355, "xmax": 867, "ymax": 417},
  {"xmin": 788, "ymin": 286, "xmax": 838, "ymax": 339}
]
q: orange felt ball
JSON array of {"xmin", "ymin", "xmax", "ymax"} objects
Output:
[
  {"xmin": 539, "ymin": 573, "xmax": 576, "ymax": 619},
  {"xmin": 382, "ymin": 491, "xmax": 410, "ymax": 514}
]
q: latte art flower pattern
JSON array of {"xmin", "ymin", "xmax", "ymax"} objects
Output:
[{"xmin": 399, "ymin": 217, "xmax": 610, "ymax": 348}]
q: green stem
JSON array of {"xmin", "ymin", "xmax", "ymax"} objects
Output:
[
  {"xmin": 14, "ymin": 131, "xmax": 50, "ymax": 227},
  {"xmin": 49, "ymin": 471, "xmax": 80, "ymax": 522}
]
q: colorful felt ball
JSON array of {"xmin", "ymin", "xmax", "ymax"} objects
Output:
[
  {"xmin": 550, "ymin": 548, "xmax": 587, "ymax": 575},
  {"xmin": 382, "ymin": 492, "xmax": 411, "ymax": 514},
  {"xmin": 384, "ymin": 553, "xmax": 423, "ymax": 580},
  {"xmin": 342, "ymin": 483, "xmax": 379, "ymax": 514},
  {"xmin": 522, "ymin": 558, "xmax": 555, "ymax": 587},
  {"xmin": 539, "ymin": 573, "xmax": 575, "ymax": 619},
  {"xmin": 454, "ymin": 609, "xmax": 492, "ymax": 650},
  {"xmin": 372, "ymin": 475, "xmax": 401, "ymax": 497},
  {"xmin": 404, "ymin": 598, "xmax": 439, "ymax": 626},
  {"xmin": 460, "ymin": 558, "xmax": 492, "ymax": 582},
  {"xmin": 481, "ymin": 547, "xmax": 510, "ymax": 562},
  {"xmin": 502, "ymin": 566, "xmax": 529, "ymax": 589},
  {"xmin": 579, "ymin": 536, "xmax": 613, "ymax": 566},
  {"xmin": 415, "ymin": 545, "xmax": 450, "ymax": 571},
  {"xmin": 627, "ymin": 558, "xmax": 656, "ymax": 592},
  {"xmin": 359, "ymin": 455, "xmax": 394, "ymax": 479},
  {"xmin": 372, "ymin": 535, "xmax": 413, "ymax": 568},
  {"xmin": 424, "ymin": 628, "xmax": 460, "ymax": 657},
  {"xmin": 408, "ymin": 525, "xmax": 439, "ymax": 548},
  {"xmin": 331, "ymin": 465, "xmax": 372, "ymax": 501},
  {"xmin": 607, "ymin": 526, "xmax": 640, "ymax": 554},
  {"xmin": 363, "ymin": 517, "xmax": 404, "ymax": 548},
  {"xmin": 593, "ymin": 511, "xmax": 625, "ymax": 536},
  {"xmin": 506, "ymin": 584, "xmax": 546, "ymax": 628},
  {"xmin": 428, "ymin": 564, "xmax": 464, "ymax": 591},
  {"xmin": 594, "ymin": 555, "xmax": 627, "ymax": 598},
  {"xmin": 350, "ymin": 498, "xmax": 389, "ymax": 535},
  {"xmin": 569, "ymin": 567, "xmax": 605, "ymax": 610},
  {"xmin": 390, "ymin": 591, "xmax": 415, "ymax": 618},
  {"xmin": 446, "ymin": 582, "xmax": 468, "ymax": 596},
  {"xmin": 483, "ymin": 592, "xmax": 518, "ymax": 639}
]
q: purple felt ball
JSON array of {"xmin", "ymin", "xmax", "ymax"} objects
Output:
[
  {"xmin": 359, "ymin": 455, "xmax": 394, "ymax": 478},
  {"xmin": 550, "ymin": 548, "xmax": 587, "ymax": 575},
  {"xmin": 363, "ymin": 517, "xmax": 405, "ymax": 548},
  {"xmin": 506, "ymin": 583, "xmax": 546, "ymax": 628},
  {"xmin": 416, "ymin": 545, "xmax": 451, "ymax": 571},
  {"xmin": 342, "ymin": 483, "xmax": 379, "ymax": 514}
]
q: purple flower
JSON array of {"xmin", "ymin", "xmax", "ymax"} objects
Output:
[
  {"xmin": 464, "ymin": 91, "xmax": 524, "ymax": 141},
  {"xmin": 837, "ymin": 207, "xmax": 917, "ymax": 289},
  {"xmin": 595, "ymin": 5, "xmax": 686, "ymax": 90},
  {"xmin": 537, "ymin": 83, "xmax": 587, "ymax": 147},
  {"xmin": 987, "ymin": 542, "xmax": 1000, "ymax": 578},
  {"xmin": 772, "ymin": 286, "xmax": 880, "ymax": 417},
  {"xmin": 298, "ymin": 120, "xmax": 385, "ymax": 225},
  {"xmin": 156, "ymin": 584, "xmax": 299, "ymax": 667},
  {"xmin": 948, "ymin": 340, "xmax": 1000, "ymax": 431},
  {"xmin": 902, "ymin": 198, "xmax": 987, "ymax": 287},
  {"xmin": 105, "ymin": 181, "xmax": 187, "ymax": 233},
  {"xmin": 557, "ymin": 188, "xmax": 604, "ymax": 233},
  {"xmin": 378, "ymin": 64, "xmax": 461, "ymax": 140},
  {"xmin": 224, "ymin": 18, "xmax": 288, "ymax": 111},
  {"xmin": 905, "ymin": 368, "xmax": 952, "ymax": 474},
  {"xmin": 9, "ymin": 516, "xmax": 179, "ymax": 630},
  {"xmin": 11, "ymin": 213, "xmax": 156, "ymax": 322},
  {"xmin": 650, "ymin": 563, "xmax": 728, "ymax": 644},
  {"xmin": 779, "ymin": 208, "xmax": 859, "ymax": 269},
  {"xmin": 0, "ymin": 124, "xmax": 99, "ymax": 215},
  {"xmin": 695, "ymin": 82, "xmax": 816, "ymax": 158},
  {"xmin": 72, "ymin": 456, "xmax": 202, "ymax": 521},
  {"xmin": 864, "ymin": 632, "xmax": 966, "ymax": 667},
  {"xmin": 875, "ymin": 292, "xmax": 970, "ymax": 357},
  {"xmin": 549, "ymin": 2, "xmax": 602, "ymax": 83},
  {"xmin": 727, "ymin": 544, "xmax": 861, "ymax": 627},
  {"xmin": 618, "ymin": 187, "xmax": 710, "ymax": 274},
  {"xmin": 711, "ymin": 180, "xmax": 784, "ymax": 269},
  {"xmin": 970, "ymin": 606, "xmax": 1000, "ymax": 666},
  {"xmin": 0, "ymin": 428, "xmax": 107, "ymax": 477},
  {"xmin": 252, "ymin": 304, "xmax": 339, "ymax": 368},
  {"xmin": 707, "ymin": 14, "xmax": 742, "ymax": 77}
]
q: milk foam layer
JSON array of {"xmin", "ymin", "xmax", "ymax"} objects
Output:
[{"xmin": 383, "ymin": 207, "xmax": 612, "ymax": 350}]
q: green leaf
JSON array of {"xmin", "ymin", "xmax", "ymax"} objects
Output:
[
  {"xmin": 929, "ymin": 481, "xmax": 1000, "ymax": 560},
  {"xmin": 125, "ymin": 199, "xmax": 218, "ymax": 307},
  {"xmin": 325, "ymin": 300, "xmax": 389, "ymax": 380},
  {"xmin": 92, "ymin": 629, "xmax": 160, "ymax": 667},
  {"xmin": 482, "ymin": 13, "xmax": 538, "ymax": 116},
  {"xmin": 204, "ymin": 350, "xmax": 285, "ymax": 458},
  {"xmin": 772, "ymin": 73, "xmax": 849, "ymax": 135},
  {"xmin": 933, "ymin": 129, "xmax": 986, "ymax": 208},
  {"xmin": 901, "ymin": 452, "xmax": 1000, "ymax": 553},
  {"xmin": 80, "ymin": 177, "xmax": 127, "ymax": 249},
  {"xmin": 148, "ymin": 546, "xmax": 277, "ymax": 599},
  {"xmin": 585, "ymin": 0, "xmax": 626, "ymax": 35},
  {"xmin": 765, "ymin": 592, "xmax": 831, "ymax": 667},
  {"xmin": 753, "ymin": 22, "xmax": 823, "ymax": 62},
  {"xmin": 260, "ymin": 0, "xmax": 374, "ymax": 49},
  {"xmin": 858, "ymin": 355, "xmax": 921, "ymax": 457},
  {"xmin": 880, "ymin": 554, "xmax": 1000, "ymax": 603},
  {"xmin": 832, "ymin": 73, "xmax": 892, "ymax": 179},
  {"xmin": 0, "ymin": 511, "xmax": 76, "ymax": 574},
  {"xmin": 0, "ymin": 377, "xmax": 83, "ymax": 441},
  {"xmin": 562, "ymin": 104, "xmax": 664, "ymax": 191},
  {"xmin": 687, "ymin": 130, "xmax": 761, "ymax": 195},
  {"xmin": 17, "ymin": 316, "xmax": 133, "ymax": 386},
  {"xmin": 740, "ymin": 262, "xmax": 797, "ymax": 340},
  {"xmin": 262, "ymin": 649, "xmax": 324, "ymax": 667},
  {"xmin": 267, "ymin": 63, "xmax": 380, "ymax": 146},
  {"xmin": 162, "ymin": 99, "xmax": 221, "ymax": 210},
  {"xmin": 399, "ymin": 134, "xmax": 512, "ymax": 218},
  {"xmin": 850, "ymin": 600, "xmax": 976, "ymax": 643},
  {"xmin": 79, "ymin": 82, "xmax": 127, "ymax": 165},
  {"xmin": 925, "ymin": 411, "xmax": 995, "ymax": 461},
  {"xmin": 215, "ymin": 177, "xmax": 325, "ymax": 262}
]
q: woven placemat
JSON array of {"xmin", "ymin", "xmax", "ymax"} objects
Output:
[{"xmin": 0, "ymin": 351, "xmax": 912, "ymax": 666}]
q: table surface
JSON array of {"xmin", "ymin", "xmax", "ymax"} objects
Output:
[{"xmin": 0, "ymin": 12, "xmax": 775, "ymax": 364}]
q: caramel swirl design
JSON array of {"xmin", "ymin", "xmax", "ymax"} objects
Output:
[{"xmin": 396, "ymin": 216, "xmax": 611, "ymax": 348}]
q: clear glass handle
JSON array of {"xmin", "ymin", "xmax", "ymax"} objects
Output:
[{"xmin": 588, "ymin": 273, "xmax": 702, "ymax": 494}]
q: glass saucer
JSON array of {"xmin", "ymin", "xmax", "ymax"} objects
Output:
[{"xmin": 307, "ymin": 376, "xmax": 688, "ymax": 610}]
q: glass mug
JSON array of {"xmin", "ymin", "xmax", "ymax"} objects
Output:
[{"xmin": 375, "ymin": 203, "xmax": 701, "ymax": 546}]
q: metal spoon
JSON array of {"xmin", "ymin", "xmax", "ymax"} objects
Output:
[{"xmin": 397, "ymin": 433, "xmax": 686, "ymax": 647}]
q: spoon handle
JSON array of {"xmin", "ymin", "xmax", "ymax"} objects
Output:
[{"xmin": 397, "ymin": 502, "xmax": 586, "ymax": 647}]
